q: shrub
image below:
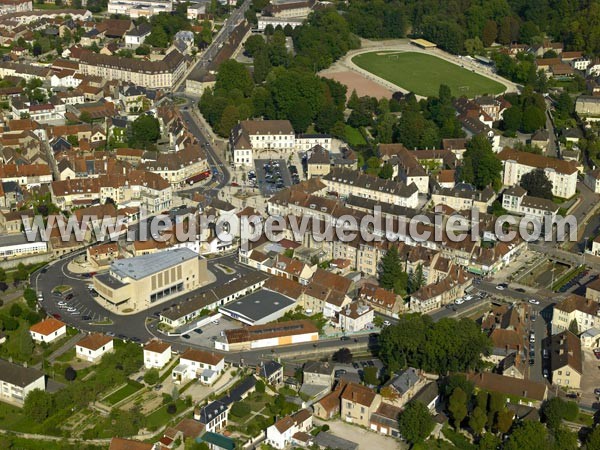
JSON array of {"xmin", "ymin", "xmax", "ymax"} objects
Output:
[
  {"xmin": 230, "ymin": 401, "xmax": 251, "ymax": 418},
  {"xmin": 321, "ymin": 424, "xmax": 329, "ymax": 432},
  {"xmin": 143, "ymin": 369, "xmax": 160, "ymax": 385},
  {"xmin": 255, "ymin": 380, "xmax": 265, "ymax": 393},
  {"xmin": 166, "ymin": 403, "xmax": 177, "ymax": 414}
]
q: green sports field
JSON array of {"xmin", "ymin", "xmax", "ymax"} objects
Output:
[{"xmin": 352, "ymin": 51, "xmax": 506, "ymax": 98}]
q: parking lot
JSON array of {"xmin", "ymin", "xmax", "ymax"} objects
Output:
[
  {"xmin": 254, "ymin": 159, "xmax": 296, "ymax": 196},
  {"xmin": 178, "ymin": 316, "xmax": 240, "ymax": 349},
  {"xmin": 49, "ymin": 283, "xmax": 107, "ymax": 324}
]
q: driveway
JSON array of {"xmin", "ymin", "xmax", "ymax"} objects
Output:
[
  {"xmin": 579, "ymin": 348, "xmax": 600, "ymax": 408},
  {"xmin": 313, "ymin": 418, "xmax": 407, "ymax": 450}
]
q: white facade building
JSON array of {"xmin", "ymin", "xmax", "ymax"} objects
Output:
[
  {"xmin": 29, "ymin": 318, "xmax": 66, "ymax": 344},
  {"xmin": 143, "ymin": 340, "xmax": 172, "ymax": 369},
  {"xmin": 0, "ymin": 359, "xmax": 45, "ymax": 407},
  {"xmin": 172, "ymin": 349, "xmax": 225, "ymax": 385},
  {"xmin": 75, "ymin": 334, "xmax": 114, "ymax": 363}
]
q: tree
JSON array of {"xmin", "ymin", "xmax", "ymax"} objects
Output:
[
  {"xmin": 379, "ymin": 246, "xmax": 402, "ymax": 290},
  {"xmin": 519, "ymin": 168, "xmax": 553, "ymax": 199},
  {"xmin": 23, "ymin": 389, "xmax": 52, "ymax": 422},
  {"xmin": 24, "ymin": 288, "xmax": 37, "ymax": 309},
  {"xmin": 552, "ymin": 427, "xmax": 578, "ymax": 450},
  {"xmin": 244, "ymin": 34, "xmax": 265, "ymax": 57},
  {"xmin": 568, "ymin": 319, "xmax": 579, "ymax": 335},
  {"xmin": 541, "ymin": 397, "xmax": 579, "ymax": 430},
  {"xmin": 144, "ymin": 368, "xmax": 160, "ymax": 385},
  {"xmin": 363, "ymin": 366, "xmax": 379, "ymax": 386},
  {"xmin": 521, "ymin": 105, "xmax": 546, "ymax": 133},
  {"xmin": 442, "ymin": 375, "xmax": 474, "ymax": 399},
  {"xmin": 216, "ymin": 60, "xmax": 254, "ymax": 97},
  {"xmin": 0, "ymin": 267, "xmax": 6, "ymax": 282},
  {"xmin": 135, "ymin": 45, "xmax": 150, "ymax": 56},
  {"xmin": 379, "ymin": 163, "xmax": 394, "ymax": 180},
  {"xmin": 332, "ymin": 347, "xmax": 353, "ymax": 364},
  {"xmin": 230, "ymin": 402, "xmax": 251, "ymax": 418},
  {"xmin": 398, "ymin": 401, "xmax": 435, "ymax": 444},
  {"xmin": 166, "ymin": 403, "xmax": 177, "ymax": 414},
  {"xmin": 130, "ymin": 114, "xmax": 160, "ymax": 148},
  {"xmin": 65, "ymin": 366, "xmax": 77, "ymax": 382},
  {"xmin": 18, "ymin": 330, "xmax": 34, "ymax": 360},
  {"xmin": 449, "ymin": 387, "xmax": 468, "ymax": 429},
  {"xmin": 503, "ymin": 106, "xmax": 522, "ymax": 133},
  {"xmin": 9, "ymin": 303, "xmax": 22, "ymax": 318},
  {"xmin": 408, "ymin": 264, "xmax": 425, "ymax": 294},
  {"xmin": 482, "ymin": 20, "xmax": 498, "ymax": 47},
  {"xmin": 255, "ymin": 380, "xmax": 265, "ymax": 393},
  {"xmin": 469, "ymin": 406, "xmax": 487, "ymax": 436},
  {"xmin": 504, "ymin": 421, "xmax": 547, "ymax": 450},
  {"xmin": 461, "ymin": 134, "xmax": 502, "ymax": 190},
  {"xmin": 587, "ymin": 426, "xmax": 600, "ymax": 450},
  {"xmin": 495, "ymin": 408, "xmax": 513, "ymax": 434}
]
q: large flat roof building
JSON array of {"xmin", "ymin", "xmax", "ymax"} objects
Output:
[
  {"xmin": 215, "ymin": 319, "xmax": 318, "ymax": 351},
  {"xmin": 218, "ymin": 289, "xmax": 297, "ymax": 325},
  {"xmin": 93, "ymin": 247, "xmax": 210, "ymax": 314}
]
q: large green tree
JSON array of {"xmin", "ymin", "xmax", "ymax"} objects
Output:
[
  {"xmin": 519, "ymin": 168, "xmax": 553, "ymax": 200},
  {"xmin": 461, "ymin": 134, "xmax": 502, "ymax": 190},
  {"xmin": 504, "ymin": 421, "xmax": 547, "ymax": 450},
  {"xmin": 129, "ymin": 115, "xmax": 160, "ymax": 148},
  {"xmin": 398, "ymin": 402, "xmax": 435, "ymax": 444},
  {"xmin": 449, "ymin": 387, "xmax": 468, "ymax": 429}
]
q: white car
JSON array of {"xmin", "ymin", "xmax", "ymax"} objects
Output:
[
  {"xmin": 455, "ymin": 298, "xmax": 465, "ymax": 305},
  {"xmin": 66, "ymin": 307, "xmax": 77, "ymax": 312},
  {"xmin": 212, "ymin": 320, "xmax": 220, "ymax": 325},
  {"xmin": 464, "ymin": 295, "xmax": 473, "ymax": 301},
  {"xmin": 382, "ymin": 320, "xmax": 391, "ymax": 327},
  {"xmin": 495, "ymin": 285, "xmax": 505, "ymax": 290},
  {"xmin": 528, "ymin": 299, "xmax": 540, "ymax": 305}
]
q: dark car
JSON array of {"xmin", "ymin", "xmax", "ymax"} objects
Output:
[
  {"xmin": 153, "ymin": 311, "xmax": 161, "ymax": 317},
  {"xmin": 82, "ymin": 315, "xmax": 92, "ymax": 321},
  {"xmin": 340, "ymin": 336, "xmax": 349, "ymax": 341},
  {"xmin": 529, "ymin": 358, "xmax": 534, "ymax": 365},
  {"xmin": 117, "ymin": 334, "xmax": 127, "ymax": 340},
  {"xmin": 52, "ymin": 313, "xmax": 61, "ymax": 320},
  {"xmin": 130, "ymin": 337, "xmax": 141, "ymax": 343},
  {"xmin": 515, "ymin": 288, "xmax": 526, "ymax": 293},
  {"xmin": 594, "ymin": 349, "xmax": 600, "ymax": 360},
  {"xmin": 594, "ymin": 388, "xmax": 600, "ymax": 396},
  {"xmin": 65, "ymin": 293, "xmax": 74, "ymax": 300},
  {"xmin": 41, "ymin": 268, "xmax": 48, "ymax": 273},
  {"xmin": 182, "ymin": 334, "xmax": 191, "ymax": 339},
  {"xmin": 194, "ymin": 329, "xmax": 203, "ymax": 334}
]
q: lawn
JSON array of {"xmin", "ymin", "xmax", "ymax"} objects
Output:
[
  {"xmin": 103, "ymin": 380, "xmax": 144, "ymax": 405},
  {"xmin": 344, "ymin": 125, "xmax": 366, "ymax": 146},
  {"xmin": 145, "ymin": 399, "xmax": 187, "ymax": 429},
  {"xmin": 352, "ymin": 51, "xmax": 506, "ymax": 98}
]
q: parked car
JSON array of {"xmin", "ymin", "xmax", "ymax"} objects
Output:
[
  {"xmin": 594, "ymin": 388, "xmax": 600, "ymax": 396},
  {"xmin": 528, "ymin": 299, "xmax": 540, "ymax": 305},
  {"xmin": 194, "ymin": 329, "xmax": 203, "ymax": 335},
  {"xmin": 51, "ymin": 313, "xmax": 61, "ymax": 320},
  {"xmin": 340, "ymin": 336, "xmax": 350, "ymax": 341},
  {"xmin": 182, "ymin": 334, "xmax": 191, "ymax": 339},
  {"xmin": 382, "ymin": 320, "xmax": 391, "ymax": 327},
  {"xmin": 543, "ymin": 369, "xmax": 549, "ymax": 378},
  {"xmin": 82, "ymin": 315, "xmax": 92, "ymax": 321},
  {"xmin": 594, "ymin": 348, "xmax": 600, "ymax": 360},
  {"xmin": 455, "ymin": 298, "xmax": 465, "ymax": 305},
  {"xmin": 212, "ymin": 319, "xmax": 220, "ymax": 325},
  {"xmin": 65, "ymin": 293, "xmax": 74, "ymax": 301},
  {"xmin": 515, "ymin": 288, "xmax": 526, "ymax": 293}
]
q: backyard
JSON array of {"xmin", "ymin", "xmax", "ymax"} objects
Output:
[
  {"xmin": 352, "ymin": 51, "xmax": 506, "ymax": 98},
  {"xmin": 103, "ymin": 380, "xmax": 145, "ymax": 406}
]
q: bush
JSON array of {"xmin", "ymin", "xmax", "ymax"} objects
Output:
[
  {"xmin": 143, "ymin": 369, "xmax": 160, "ymax": 385},
  {"xmin": 65, "ymin": 366, "xmax": 77, "ymax": 381},
  {"xmin": 166, "ymin": 403, "xmax": 177, "ymax": 414},
  {"xmin": 321, "ymin": 424, "xmax": 329, "ymax": 432},
  {"xmin": 230, "ymin": 401, "xmax": 251, "ymax": 418},
  {"xmin": 255, "ymin": 380, "xmax": 265, "ymax": 393},
  {"xmin": 9, "ymin": 303, "xmax": 22, "ymax": 318}
]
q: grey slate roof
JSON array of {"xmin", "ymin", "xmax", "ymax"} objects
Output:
[
  {"xmin": 388, "ymin": 367, "xmax": 420, "ymax": 395},
  {"xmin": 0, "ymin": 358, "xmax": 44, "ymax": 387},
  {"xmin": 110, "ymin": 247, "xmax": 198, "ymax": 280}
]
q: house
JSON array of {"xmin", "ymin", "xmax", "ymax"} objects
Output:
[
  {"xmin": 584, "ymin": 169, "xmax": 600, "ymax": 194},
  {"xmin": 430, "ymin": 185, "xmax": 495, "ymax": 214},
  {"xmin": 551, "ymin": 294, "xmax": 599, "ymax": 334},
  {"xmin": 337, "ymin": 302, "xmax": 374, "ymax": 332},
  {"xmin": 143, "ymin": 340, "xmax": 172, "ymax": 369},
  {"xmin": 466, "ymin": 372, "xmax": 548, "ymax": 404},
  {"xmin": 0, "ymin": 358, "xmax": 45, "ymax": 407},
  {"xmin": 266, "ymin": 409, "xmax": 312, "ymax": 449},
  {"xmin": 411, "ymin": 382, "xmax": 440, "ymax": 412},
  {"xmin": 409, "ymin": 269, "xmax": 472, "ymax": 313},
  {"xmin": 313, "ymin": 383, "xmax": 343, "ymax": 419},
  {"xmin": 381, "ymin": 367, "xmax": 426, "ymax": 408},
  {"xmin": 301, "ymin": 268, "xmax": 352, "ymax": 318},
  {"xmin": 358, "ymin": 283, "xmax": 402, "ymax": 318},
  {"xmin": 576, "ymin": 95, "xmax": 600, "ymax": 121},
  {"xmin": 75, "ymin": 334, "xmax": 114, "ymax": 362},
  {"xmin": 303, "ymin": 361, "xmax": 335, "ymax": 390},
  {"xmin": 550, "ymin": 331, "xmax": 582, "ymax": 389},
  {"xmin": 340, "ymin": 382, "xmax": 381, "ymax": 428},
  {"xmin": 29, "ymin": 317, "xmax": 66, "ymax": 344},
  {"xmin": 195, "ymin": 400, "xmax": 228, "ymax": 432},
  {"xmin": 257, "ymin": 360, "xmax": 283, "ymax": 387},
  {"xmin": 502, "ymin": 185, "xmax": 559, "ymax": 223},
  {"xmin": 172, "ymin": 349, "xmax": 225, "ymax": 385},
  {"xmin": 307, "ymin": 145, "xmax": 331, "ymax": 178},
  {"xmin": 369, "ymin": 403, "xmax": 402, "ymax": 438},
  {"xmin": 530, "ymin": 130, "xmax": 550, "ymax": 152},
  {"xmin": 497, "ymin": 148, "xmax": 578, "ymax": 199},
  {"xmin": 481, "ymin": 303, "xmax": 529, "ymax": 364},
  {"xmin": 586, "ymin": 277, "xmax": 600, "ymax": 301}
]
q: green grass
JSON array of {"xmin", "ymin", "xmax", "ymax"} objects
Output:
[
  {"xmin": 145, "ymin": 399, "xmax": 187, "ymax": 429},
  {"xmin": 0, "ymin": 436, "xmax": 103, "ymax": 450},
  {"xmin": 352, "ymin": 51, "xmax": 505, "ymax": 98},
  {"xmin": 552, "ymin": 264, "xmax": 586, "ymax": 291},
  {"xmin": 103, "ymin": 380, "xmax": 143, "ymax": 405},
  {"xmin": 344, "ymin": 125, "xmax": 366, "ymax": 146},
  {"xmin": 34, "ymin": 3, "xmax": 69, "ymax": 9}
]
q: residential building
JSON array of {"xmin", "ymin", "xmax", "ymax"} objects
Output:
[
  {"xmin": 93, "ymin": 248, "xmax": 210, "ymax": 313},
  {"xmin": 585, "ymin": 168, "xmax": 600, "ymax": 193},
  {"xmin": 369, "ymin": 403, "xmax": 402, "ymax": 437},
  {"xmin": 303, "ymin": 361, "xmax": 335, "ymax": 390},
  {"xmin": 266, "ymin": 409, "xmax": 312, "ymax": 449},
  {"xmin": 502, "ymin": 185, "xmax": 559, "ymax": 223},
  {"xmin": 256, "ymin": 360, "xmax": 283, "ymax": 387},
  {"xmin": 550, "ymin": 331, "xmax": 582, "ymax": 389},
  {"xmin": 340, "ymin": 382, "xmax": 381, "ymax": 428},
  {"xmin": 195, "ymin": 400, "xmax": 228, "ymax": 432},
  {"xmin": 431, "ymin": 185, "xmax": 495, "ymax": 213},
  {"xmin": 79, "ymin": 49, "xmax": 186, "ymax": 89},
  {"xmin": 381, "ymin": 367, "xmax": 426, "ymax": 408},
  {"xmin": 215, "ymin": 320, "xmax": 318, "ymax": 352},
  {"xmin": 0, "ymin": 0, "xmax": 32, "ymax": 15},
  {"xmin": 498, "ymin": 148, "xmax": 578, "ymax": 198},
  {"xmin": 143, "ymin": 340, "xmax": 172, "ymax": 369},
  {"xmin": 172, "ymin": 349, "xmax": 225, "ymax": 385},
  {"xmin": 75, "ymin": 334, "xmax": 114, "ymax": 362},
  {"xmin": 481, "ymin": 303, "xmax": 530, "ymax": 364},
  {"xmin": 29, "ymin": 317, "xmax": 66, "ymax": 344},
  {"xmin": 337, "ymin": 302, "xmax": 374, "ymax": 332},
  {"xmin": 576, "ymin": 95, "xmax": 600, "ymax": 121},
  {"xmin": 466, "ymin": 372, "xmax": 548, "ymax": 404},
  {"xmin": 358, "ymin": 283, "xmax": 403, "ymax": 318},
  {"xmin": 409, "ymin": 269, "xmax": 472, "ymax": 313},
  {"xmin": 551, "ymin": 294, "xmax": 599, "ymax": 334},
  {"xmin": 322, "ymin": 167, "xmax": 419, "ymax": 208},
  {"xmin": 124, "ymin": 23, "xmax": 152, "ymax": 47},
  {"xmin": 411, "ymin": 382, "xmax": 440, "ymax": 413},
  {"xmin": 0, "ymin": 358, "xmax": 45, "ymax": 407}
]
